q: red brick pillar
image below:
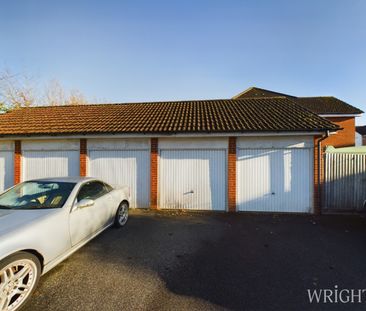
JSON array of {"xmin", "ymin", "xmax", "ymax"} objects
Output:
[
  {"xmin": 228, "ymin": 137, "xmax": 237, "ymax": 212},
  {"xmin": 150, "ymin": 138, "xmax": 158, "ymax": 209},
  {"xmin": 80, "ymin": 139, "xmax": 87, "ymax": 177},
  {"xmin": 313, "ymin": 136, "xmax": 323, "ymax": 215},
  {"xmin": 14, "ymin": 140, "xmax": 21, "ymax": 184}
]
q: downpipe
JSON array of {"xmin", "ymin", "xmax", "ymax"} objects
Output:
[{"xmin": 317, "ymin": 130, "xmax": 329, "ymax": 214}]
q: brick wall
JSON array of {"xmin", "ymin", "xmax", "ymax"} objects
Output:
[
  {"xmin": 150, "ymin": 138, "xmax": 158, "ymax": 209},
  {"xmin": 80, "ymin": 139, "xmax": 87, "ymax": 177},
  {"xmin": 313, "ymin": 136, "xmax": 321, "ymax": 214},
  {"xmin": 313, "ymin": 135, "xmax": 328, "ymax": 215},
  {"xmin": 228, "ymin": 137, "xmax": 236, "ymax": 212},
  {"xmin": 323, "ymin": 116, "xmax": 355, "ymax": 147},
  {"xmin": 14, "ymin": 140, "xmax": 21, "ymax": 184}
]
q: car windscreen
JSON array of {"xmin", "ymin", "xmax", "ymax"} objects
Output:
[{"xmin": 0, "ymin": 181, "xmax": 76, "ymax": 209}]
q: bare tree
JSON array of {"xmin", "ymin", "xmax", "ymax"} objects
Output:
[
  {"xmin": 43, "ymin": 80, "xmax": 88, "ymax": 106},
  {"xmin": 0, "ymin": 69, "xmax": 90, "ymax": 112},
  {"xmin": 0, "ymin": 70, "xmax": 36, "ymax": 112},
  {"xmin": 45, "ymin": 79, "xmax": 65, "ymax": 106},
  {"xmin": 44, "ymin": 81, "xmax": 88, "ymax": 106},
  {"xmin": 66, "ymin": 89, "xmax": 88, "ymax": 106}
]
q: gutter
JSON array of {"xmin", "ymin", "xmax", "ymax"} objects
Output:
[
  {"xmin": 319, "ymin": 114, "xmax": 363, "ymax": 118},
  {"xmin": 317, "ymin": 130, "xmax": 330, "ymax": 214},
  {"xmin": 0, "ymin": 131, "xmax": 328, "ymax": 141}
]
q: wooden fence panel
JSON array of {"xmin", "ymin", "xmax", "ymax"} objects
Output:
[{"xmin": 323, "ymin": 153, "xmax": 366, "ymax": 211}]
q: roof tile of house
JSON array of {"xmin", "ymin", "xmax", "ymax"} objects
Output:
[
  {"xmin": 295, "ymin": 97, "xmax": 363, "ymax": 115},
  {"xmin": 233, "ymin": 87, "xmax": 296, "ymax": 99},
  {"xmin": 0, "ymin": 97, "xmax": 339, "ymax": 136},
  {"xmin": 356, "ymin": 125, "xmax": 366, "ymax": 136},
  {"xmin": 234, "ymin": 87, "xmax": 363, "ymax": 115}
]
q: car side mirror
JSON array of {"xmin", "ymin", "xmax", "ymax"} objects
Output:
[{"xmin": 76, "ymin": 198, "xmax": 94, "ymax": 209}]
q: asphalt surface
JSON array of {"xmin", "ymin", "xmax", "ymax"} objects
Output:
[{"xmin": 24, "ymin": 209, "xmax": 366, "ymax": 311}]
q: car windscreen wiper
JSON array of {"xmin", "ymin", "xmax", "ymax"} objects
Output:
[
  {"xmin": 0, "ymin": 205, "xmax": 11, "ymax": 209},
  {"xmin": 16, "ymin": 206, "xmax": 59, "ymax": 210}
]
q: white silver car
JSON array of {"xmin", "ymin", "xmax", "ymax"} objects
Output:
[{"xmin": 0, "ymin": 177, "xmax": 130, "ymax": 311}]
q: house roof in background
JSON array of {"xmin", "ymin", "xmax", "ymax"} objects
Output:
[
  {"xmin": 233, "ymin": 87, "xmax": 364, "ymax": 115},
  {"xmin": 295, "ymin": 97, "xmax": 364, "ymax": 115},
  {"xmin": 0, "ymin": 97, "xmax": 338, "ymax": 136},
  {"xmin": 232, "ymin": 87, "xmax": 296, "ymax": 99},
  {"xmin": 356, "ymin": 125, "xmax": 366, "ymax": 135}
]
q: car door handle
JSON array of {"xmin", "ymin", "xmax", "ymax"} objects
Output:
[{"xmin": 183, "ymin": 190, "xmax": 194, "ymax": 195}]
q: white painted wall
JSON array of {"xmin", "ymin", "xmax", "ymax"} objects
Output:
[
  {"xmin": 237, "ymin": 136, "xmax": 313, "ymax": 149},
  {"xmin": 87, "ymin": 138, "xmax": 150, "ymax": 150},
  {"xmin": 22, "ymin": 139, "xmax": 80, "ymax": 151},
  {"xmin": 87, "ymin": 139, "xmax": 150, "ymax": 208},
  {"xmin": 159, "ymin": 137, "xmax": 228, "ymax": 149}
]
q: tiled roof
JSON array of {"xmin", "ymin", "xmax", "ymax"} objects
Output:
[
  {"xmin": 356, "ymin": 126, "xmax": 366, "ymax": 136},
  {"xmin": 295, "ymin": 97, "xmax": 363, "ymax": 115},
  {"xmin": 0, "ymin": 97, "xmax": 339, "ymax": 136},
  {"xmin": 234, "ymin": 87, "xmax": 363, "ymax": 115},
  {"xmin": 233, "ymin": 87, "xmax": 295, "ymax": 99}
]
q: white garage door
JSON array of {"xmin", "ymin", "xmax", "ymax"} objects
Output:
[
  {"xmin": 0, "ymin": 151, "xmax": 14, "ymax": 192},
  {"xmin": 237, "ymin": 148, "xmax": 311, "ymax": 213},
  {"xmin": 22, "ymin": 150, "xmax": 80, "ymax": 181},
  {"xmin": 159, "ymin": 149, "xmax": 227, "ymax": 211},
  {"xmin": 88, "ymin": 150, "xmax": 150, "ymax": 208}
]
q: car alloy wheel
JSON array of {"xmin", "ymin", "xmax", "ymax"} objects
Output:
[
  {"xmin": 116, "ymin": 202, "xmax": 129, "ymax": 227},
  {"xmin": 0, "ymin": 258, "xmax": 39, "ymax": 311}
]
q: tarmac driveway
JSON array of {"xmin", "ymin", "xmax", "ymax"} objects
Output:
[{"xmin": 25, "ymin": 209, "xmax": 366, "ymax": 311}]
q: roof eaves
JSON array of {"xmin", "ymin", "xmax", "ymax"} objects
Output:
[{"xmin": 0, "ymin": 128, "xmax": 340, "ymax": 138}]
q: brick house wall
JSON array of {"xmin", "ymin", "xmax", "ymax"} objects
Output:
[
  {"xmin": 150, "ymin": 138, "xmax": 158, "ymax": 209},
  {"xmin": 322, "ymin": 116, "xmax": 355, "ymax": 147},
  {"xmin": 228, "ymin": 137, "xmax": 236, "ymax": 212},
  {"xmin": 80, "ymin": 139, "xmax": 87, "ymax": 177},
  {"xmin": 313, "ymin": 136, "xmax": 321, "ymax": 214},
  {"xmin": 14, "ymin": 140, "xmax": 21, "ymax": 184}
]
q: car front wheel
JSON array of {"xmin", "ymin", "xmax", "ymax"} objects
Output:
[
  {"xmin": 0, "ymin": 251, "xmax": 41, "ymax": 311},
  {"xmin": 114, "ymin": 201, "xmax": 129, "ymax": 227}
]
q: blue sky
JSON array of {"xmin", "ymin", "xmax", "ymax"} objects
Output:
[{"xmin": 1, "ymin": 0, "xmax": 365, "ymax": 124}]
